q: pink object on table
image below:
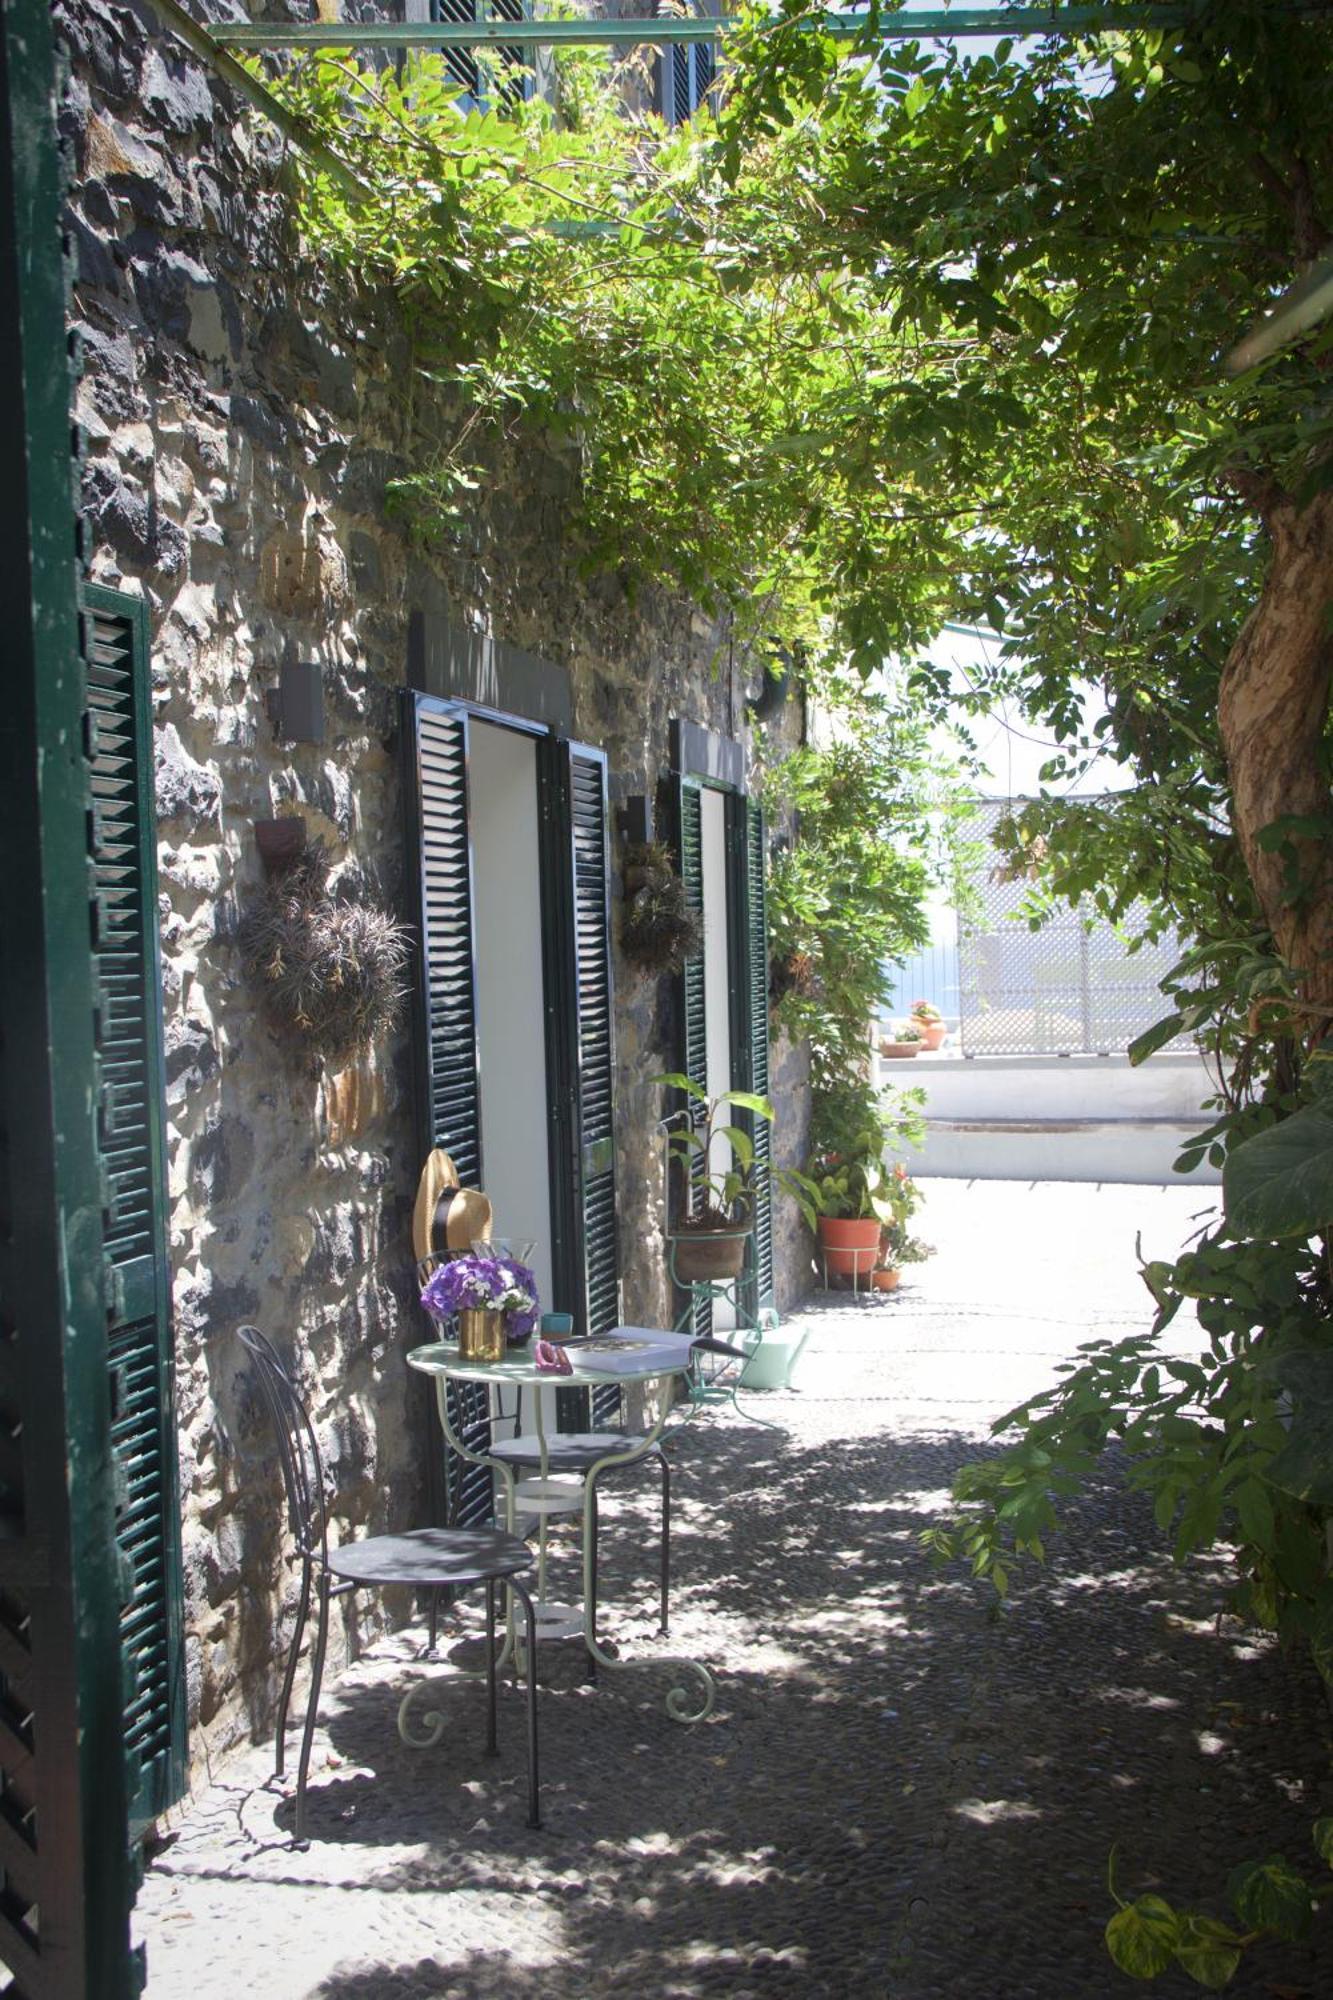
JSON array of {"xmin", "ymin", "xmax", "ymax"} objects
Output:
[{"xmin": 533, "ymin": 1338, "xmax": 574, "ymax": 1376}]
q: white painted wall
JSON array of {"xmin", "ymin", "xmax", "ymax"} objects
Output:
[
  {"xmin": 881, "ymin": 1049, "xmax": 1221, "ymax": 1184},
  {"xmin": 469, "ymin": 721, "xmax": 554, "ymax": 1306}
]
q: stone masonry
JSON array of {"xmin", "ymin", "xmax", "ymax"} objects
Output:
[{"xmin": 56, "ymin": 0, "xmax": 809, "ymax": 1775}]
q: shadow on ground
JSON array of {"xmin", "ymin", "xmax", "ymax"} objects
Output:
[{"xmin": 153, "ymin": 1414, "xmax": 1333, "ymax": 2000}]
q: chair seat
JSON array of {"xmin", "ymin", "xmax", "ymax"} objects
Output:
[
  {"xmin": 327, "ymin": 1526, "xmax": 533, "ymax": 1589},
  {"xmin": 489, "ymin": 1430, "xmax": 660, "ymax": 1476}
]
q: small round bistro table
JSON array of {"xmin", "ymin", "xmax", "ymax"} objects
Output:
[{"xmin": 405, "ymin": 1329, "xmax": 716, "ymax": 1727}]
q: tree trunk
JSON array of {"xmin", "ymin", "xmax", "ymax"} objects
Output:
[{"xmin": 1217, "ymin": 486, "xmax": 1333, "ymax": 1012}]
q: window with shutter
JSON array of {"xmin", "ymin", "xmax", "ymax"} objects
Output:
[
  {"xmin": 419, "ymin": 0, "xmax": 531, "ymax": 108},
  {"xmin": 84, "ymin": 587, "xmax": 188, "ymax": 1833}
]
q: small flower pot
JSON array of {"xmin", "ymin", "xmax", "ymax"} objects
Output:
[
  {"xmin": 871, "ymin": 1266, "xmax": 901, "ymax": 1292},
  {"xmin": 915, "ymin": 1021, "xmax": 946, "ymax": 1051},
  {"xmin": 817, "ymin": 1216, "xmax": 882, "ymax": 1281},
  {"xmin": 879, "ymin": 1040, "xmax": 921, "ymax": 1060}
]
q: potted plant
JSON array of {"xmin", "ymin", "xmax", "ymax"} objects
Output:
[
  {"xmin": 653, "ymin": 1071, "xmax": 775, "ymax": 1281},
  {"xmin": 420, "ymin": 1250, "xmax": 541, "ymax": 1362},
  {"xmin": 879, "ymin": 1022, "xmax": 924, "ymax": 1059},
  {"xmin": 784, "ymin": 1108, "xmax": 900, "ymax": 1282},
  {"xmin": 909, "ymin": 999, "xmax": 946, "ymax": 1051},
  {"xmin": 872, "ymin": 1167, "xmax": 934, "ymax": 1289}
]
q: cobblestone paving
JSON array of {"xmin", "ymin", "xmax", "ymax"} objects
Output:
[{"xmin": 140, "ymin": 1182, "xmax": 1333, "ymax": 1998}]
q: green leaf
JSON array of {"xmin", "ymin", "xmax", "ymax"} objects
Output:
[
  {"xmin": 1222, "ymin": 1106, "xmax": 1333, "ymax": 1238},
  {"xmin": 1106, "ymin": 1896, "xmax": 1180, "ymax": 1978},
  {"xmin": 1312, "ymin": 1816, "xmax": 1333, "ymax": 1866},
  {"xmin": 716, "ymin": 1089, "xmax": 774, "ymax": 1122},
  {"xmin": 651, "ymin": 1071, "xmax": 710, "ymax": 1103},
  {"xmin": 1226, "ymin": 1855, "xmax": 1312, "ymax": 1941},
  {"xmin": 1128, "ymin": 1014, "xmax": 1186, "ymax": 1066},
  {"xmin": 1233, "ymin": 1477, "xmax": 1275, "ymax": 1551},
  {"xmin": 1172, "ymin": 1913, "xmax": 1242, "ymax": 1988},
  {"xmin": 1262, "ymin": 1353, "xmax": 1333, "ymax": 1506}
]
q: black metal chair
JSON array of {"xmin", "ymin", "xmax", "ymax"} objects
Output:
[{"xmin": 237, "ymin": 1326, "xmax": 541, "ymax": 1841}]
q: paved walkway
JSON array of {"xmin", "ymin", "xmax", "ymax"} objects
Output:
[{"xmin": 140, "ymin": 1183, "xmax": 1332, "ymax": 1997}]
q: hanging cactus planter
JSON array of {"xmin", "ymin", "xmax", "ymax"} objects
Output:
[{"xmin": 240, "ymin": 840, "xmax": 410, "ymax": 1066}]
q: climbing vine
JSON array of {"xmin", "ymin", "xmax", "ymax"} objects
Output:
[{"xmin": 243, "ymin": 4, "xmax": 1333, "ymax": 1981}]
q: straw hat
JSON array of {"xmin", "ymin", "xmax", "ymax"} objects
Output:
[
  {"xmin": 412, "ymin": 1147, "xmax": 459, "ymax": 1261},
  {"xmin": 430, "ymin": 1185, "xmax": 493, "ymax": 1256}
]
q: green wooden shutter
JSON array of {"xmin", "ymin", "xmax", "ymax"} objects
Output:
[
  {"xmin": 403, "ymin": 695, "xmax": 482, "ymax": 1183},
  {"xmin": 402, "ymin": 694, "xmax": 492, "ymax": 1523},
  {"xmin": 674, "ymin": 777, "xmax": 711, "ymax": 1338},
  {"xmin": 85, "ymin": 587, "xmax": 187, "ymax": 1833},
  {"xmin": 540, "ymin": 741, "xmax": 621, "ymax": 1427},
  {"xmin": 738, "ymin": 798, "xmax": 774, "ymax": 1320},
  {"xmin": 1, "ymin": 0, "xmax": 142, "ymax": 1978}
]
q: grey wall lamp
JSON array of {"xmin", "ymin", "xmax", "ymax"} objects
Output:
[{"xmin": 264, "ymin": 659, "xmax": 324, "ymax": 744}]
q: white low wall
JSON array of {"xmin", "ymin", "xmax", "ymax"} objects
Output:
[{"xmin": 878, "ymin": 1050, "xmax": 1221, "ymax": 1185}]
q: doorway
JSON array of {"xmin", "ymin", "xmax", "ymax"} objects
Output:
[{"xmin": 467, "ymin": 719, "xmax": 554, "ymax": 1306}]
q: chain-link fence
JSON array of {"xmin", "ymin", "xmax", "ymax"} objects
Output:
[{"xmin": 952, "ymin": 799, "xmax": 1187, "ymax": 1057}]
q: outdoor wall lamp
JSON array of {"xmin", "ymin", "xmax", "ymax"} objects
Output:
[
  {"xmin": 617, "ymin": 794, "xmax": 653, "ymax": 846},
  {"xmin": 264, "ymin": 658, "xmax": 324, "ymax": 744}
]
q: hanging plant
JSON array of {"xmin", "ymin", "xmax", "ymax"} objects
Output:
[
  {"xmin": 619, "ymin": 840, "xmax": 703, "ymax": 974},
  {"xmin": 240, "ymin": 840, "xmax": 410, "ymax": 1066}
]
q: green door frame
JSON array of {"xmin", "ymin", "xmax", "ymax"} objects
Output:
[{"xmin": 1, "ymin": 0, "xmax": 139, "ymax": 1990}]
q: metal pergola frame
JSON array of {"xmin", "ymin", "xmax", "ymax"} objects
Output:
[
  {"xmin": 209, "ymin": 6, "xmax": 1203, "ymax": 52},
  {"xmin": 139, "ymin": 0, "xmax": 1333, "ymax": 375}
]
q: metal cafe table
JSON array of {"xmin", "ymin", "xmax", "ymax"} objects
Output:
[{"xmin": 405, "ymin": 1328, "xmax": 715, "ymax": 1728}]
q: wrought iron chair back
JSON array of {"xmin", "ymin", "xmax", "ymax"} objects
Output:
[{"xmin": 237, "ymin": 1324, "xmax": 328, "ymax": 1569}]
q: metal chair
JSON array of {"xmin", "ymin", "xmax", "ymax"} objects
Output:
[{"xmin": 237, "ymin": 1326, "xmax": 541, "ymax": 1841}]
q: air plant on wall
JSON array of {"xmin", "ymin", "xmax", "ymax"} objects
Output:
[
  {"xmin": 240, "ymin": 838, "xmax": 410, "ymax": 1066},
  {"xmin": 619, "ymin": 839, "xmax": 703, "ymax": 975}
]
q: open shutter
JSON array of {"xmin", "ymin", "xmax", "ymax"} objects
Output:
[
  {"xmin": 737, "ymin": 798, "xmax": 774, "ymax": 1320},
  {"xmin": 673, "ymin": 776, "xmax": 711, "ymax": 1338},
  {"xmin": 404, "ymin": 695, "xmax": 482, "ymax": 1182},
  {"xmin": 540, "ymin": 741, "xmax": 621, "ymax": 1427},
  {"xmin": 402, "ymin": 694, "xmax": 491, "ymax": 1523},
  {"xmin": 85, "ymin": 587, "xmax": 187, "ymax": 1834}
]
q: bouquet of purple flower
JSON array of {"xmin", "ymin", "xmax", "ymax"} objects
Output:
[{"xmin": 421, "ymin": 1251, "xmax": 540, "ymax": 1342}]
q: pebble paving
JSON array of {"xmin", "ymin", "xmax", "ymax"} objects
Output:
[{"xmin": 139, "ymin": 1181, "xmax": 1333, "ymax": 1998}]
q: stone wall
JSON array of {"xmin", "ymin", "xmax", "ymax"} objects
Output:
[{"xmin": 58, "ymin": 0, "xmax": 809, "ymax": 1772}]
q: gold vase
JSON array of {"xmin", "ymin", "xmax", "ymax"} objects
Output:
[{"xmin": 457, "ymin": 1307, "xmax": 506, "ymax": 1363}]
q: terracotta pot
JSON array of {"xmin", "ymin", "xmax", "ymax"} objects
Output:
[
  {"xmin": 871, "ymin": 1266, "xmax": 901, "ymax": 1292},
  {"xmin": 818, "ymin": 1216, "xmax": 882, "ymax": 1281},
  {"xmin": 915, "ymin": 1020, "xmax": 946, "ymax": 1051},
  {"xmin": 669, "ymin": 1227, "xmax": 750, "ymax": 1282},
  {"xmin": 879, "ymin": 1041, "xmax": 921, "ymax": 1060},
  {"xmin": 457, "ymin": 1308, "xmax": 506, "ymax": 1363}
]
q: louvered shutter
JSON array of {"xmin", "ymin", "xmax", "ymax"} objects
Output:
[
  {"xmin": 540, "ymin": 742, "xmax": 621, "ymax": 1428},
  {"xmin": 402, "ymin": 694, "xmax": 491, "ymax": 1524},
  {"xmin": 85, "ymin": 586, "xmax": 186, "ymax": 1833},
  {"xmin": 738, "ymin": 798, "xmax": 774, "ymax": 1319},
  {"xmin": 674, "ymin": 777, "xmax": 711, "ymax": 1338}
]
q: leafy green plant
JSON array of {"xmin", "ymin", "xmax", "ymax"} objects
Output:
[{"xmin": 652, "ymin": 1072, "xmax": 774, "ymax": 1231}]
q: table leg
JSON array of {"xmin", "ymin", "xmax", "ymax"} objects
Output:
[{"xmin": 579, "ymin": 1419, "xmax": 715, "ymax": 1724}]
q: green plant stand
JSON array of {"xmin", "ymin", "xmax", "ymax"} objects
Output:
[{"xmin": 667, "ymin": 1238, "xmax": 785, "ymax": 1430}]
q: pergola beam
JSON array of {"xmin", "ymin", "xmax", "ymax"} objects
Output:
[{"xmin": 210, "ymin": 7, "xmax": 1201, "ymax": 53}]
